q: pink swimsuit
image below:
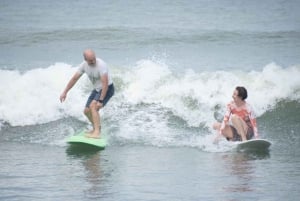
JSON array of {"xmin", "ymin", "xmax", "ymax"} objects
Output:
[{"xmin": 221, "ymin": 101, "xmax": 258, "ymax": 138}]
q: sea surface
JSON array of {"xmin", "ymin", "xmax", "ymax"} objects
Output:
[{"xmin": 1, "ymin": 0, "xmax": 300, "ymax": 200}]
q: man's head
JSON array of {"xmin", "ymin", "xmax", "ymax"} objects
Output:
[{"xmin": 83, "ymin": 49, "xmax": 96, "ymax": 66}]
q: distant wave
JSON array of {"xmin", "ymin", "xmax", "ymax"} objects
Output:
[{"xmin": 1, "ymin": 27, "xmax": 299, "ymax": 46}]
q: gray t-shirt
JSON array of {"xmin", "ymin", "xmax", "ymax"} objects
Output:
[{"xmin": 78, "ymin": 58, "xmax": 113, "ymax": 91}]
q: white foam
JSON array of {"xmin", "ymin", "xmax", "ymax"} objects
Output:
[
  {"xmin": 111, "ymin": 60, "xmax": 300, "ymax": 149},
  {"xmin": 119, "ymin": 61, "xmax": 300, "ymax": 128},
  {"xmin": 1, "ymin": 61, "xmax": 299, "ymax": 150},
  {"xmin": 0, "ymin": 63, "xmax": 90, "ymax": 126}
]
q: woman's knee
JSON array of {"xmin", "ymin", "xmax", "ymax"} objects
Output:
[{"xmin": 231, "ymin": 114, "xmax": 248, "ymax": 133}]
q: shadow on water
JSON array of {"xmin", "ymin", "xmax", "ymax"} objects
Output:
[
  {"xmin": 236, "ymin": 148, "xmax": 271, "ymax": 160},
  {"xmin": 66, "ymin": 144, "xmax": 104, "ymax": 158},
  {"xmin": 216, "ymin": 148, "xmax": 270, "ymax": 195},
  {"xmin": 65, "ymin": 144, "xmax": 106, "ymax": 197}
]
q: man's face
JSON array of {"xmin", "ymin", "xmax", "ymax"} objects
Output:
[{"xmin": 85, "ymin": 56, "xmax": 96, "ymax": 66}]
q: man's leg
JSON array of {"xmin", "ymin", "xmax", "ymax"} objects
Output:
[
  {"xmin": 84, "ymin": 108, "xmax": 94, "ymax": 133},
  {"xmin": 231, "ymin": 114, "xmax": 248, "ymax": 141},
  {"xmin": 86, "ymin": 100, "xmax": 101, "ymax": 138},
  {"xmin": 85, "ymin": 85, "xmax": 114, "ymax": 138},
  {"xmin": 84, "ymin": 90, "xmax": 97, "ymax": 134}
]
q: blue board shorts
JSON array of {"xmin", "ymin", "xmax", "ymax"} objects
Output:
[{"xmin": 85, "ymin": 84, "xmax": 115, "ymax": 108}]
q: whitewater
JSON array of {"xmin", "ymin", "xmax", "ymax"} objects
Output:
[
  {"xmin": 0, "ymin": 60, "xmax": 299, "ymax": 151},
  {"xmin": 1, "ymin": 61, "xmax": 299, "ymax": 126}
]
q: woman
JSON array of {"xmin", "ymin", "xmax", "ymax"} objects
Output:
[{"xmin": 213, "ymin": 86, "xmax": 259, "ymax": 143}]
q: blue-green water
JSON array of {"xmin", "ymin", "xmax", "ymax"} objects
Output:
[{"xmin": 0, "ymin": 0, "xmax": 300, "ymax": 200}]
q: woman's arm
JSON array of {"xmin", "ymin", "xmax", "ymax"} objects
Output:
[
  {"xmin": 220, "ymin": 103, "xmax": 232, "ymax": 134},
  {"xmin": 248, "ymin": 104, "xmax": 259, "ymax": 138}
]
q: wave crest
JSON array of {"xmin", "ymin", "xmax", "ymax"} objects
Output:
[{"xmin": 0, "ymin": 61, "xmax": 299, "ymax": 129}]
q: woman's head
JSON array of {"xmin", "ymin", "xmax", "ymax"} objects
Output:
[{"xmin": 233, "ymin": 86, "xmax": 248, "ymax": 101}]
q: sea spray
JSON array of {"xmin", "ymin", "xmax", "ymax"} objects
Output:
[
  {"xmin": 0, "ymin": 60, "xmax": 299, "ymax": 149},
  {"xmin": 0, "ymin": 63, "xmax": 88, "ymax": 126}
]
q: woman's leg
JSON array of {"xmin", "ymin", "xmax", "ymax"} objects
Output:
[
  {"xmin": 213, "ymin": 122, "xmax": 234, "ymax": 141},
  {"xmin": 231, "ymin": 114, "xmax": 248, "ymax": 141}
]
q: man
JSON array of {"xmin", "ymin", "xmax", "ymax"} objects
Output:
[{"xmin": 60, "ymin": 49, "xmax": 114, "ymax": 138}]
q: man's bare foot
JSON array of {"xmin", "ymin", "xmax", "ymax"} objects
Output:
[
  {"xmin": 85, "ymin": 130, "xmax": 94, "ymax": 134},
  {"xmin": 85, "ymin": 132, "xmax": 100, "ymax": 139}
]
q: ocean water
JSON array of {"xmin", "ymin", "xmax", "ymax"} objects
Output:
[{"xmin": 1, "ymin": 0, "xmax": 300, "ymax": 200}]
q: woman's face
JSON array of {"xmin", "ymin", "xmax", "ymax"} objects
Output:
[{"xmin": 232, "ymin": 89, "xmax": 242, "ymax": 102}]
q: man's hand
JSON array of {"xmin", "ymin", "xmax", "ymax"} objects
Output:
[
  {"xmin": 60, "ymin": 92, "xmax": 67, "ymax": 103},
  {"xmin": 96, "ymin": 101, "xmax": 103, "ymax": 110}
]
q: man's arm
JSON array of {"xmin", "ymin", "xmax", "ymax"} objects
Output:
[
  {"xmin": 60, "ymin": 72, "xmax": 81, "ymax": 102},
  {"xmin": 99, "ymin": 74, "xmax": 109, "ymax": 102}
]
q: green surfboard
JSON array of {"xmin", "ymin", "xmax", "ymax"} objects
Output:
[{"xmin": 67, "ymin": 131, "xmax": 107, "ymax": 149}]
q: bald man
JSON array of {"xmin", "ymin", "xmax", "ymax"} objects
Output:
[{"xmin": 60, "ymin": 49, "xmax": 114, "ymax": 138}]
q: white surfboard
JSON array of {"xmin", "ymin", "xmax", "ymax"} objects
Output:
[{"xmin": 236, "ymin": 139, "xmax": 271, "ymax": 151}]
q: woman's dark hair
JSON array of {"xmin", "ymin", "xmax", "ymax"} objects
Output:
[{"xmin": 236, "ymin": 86, "xmax": 248, "ymax": 100}]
